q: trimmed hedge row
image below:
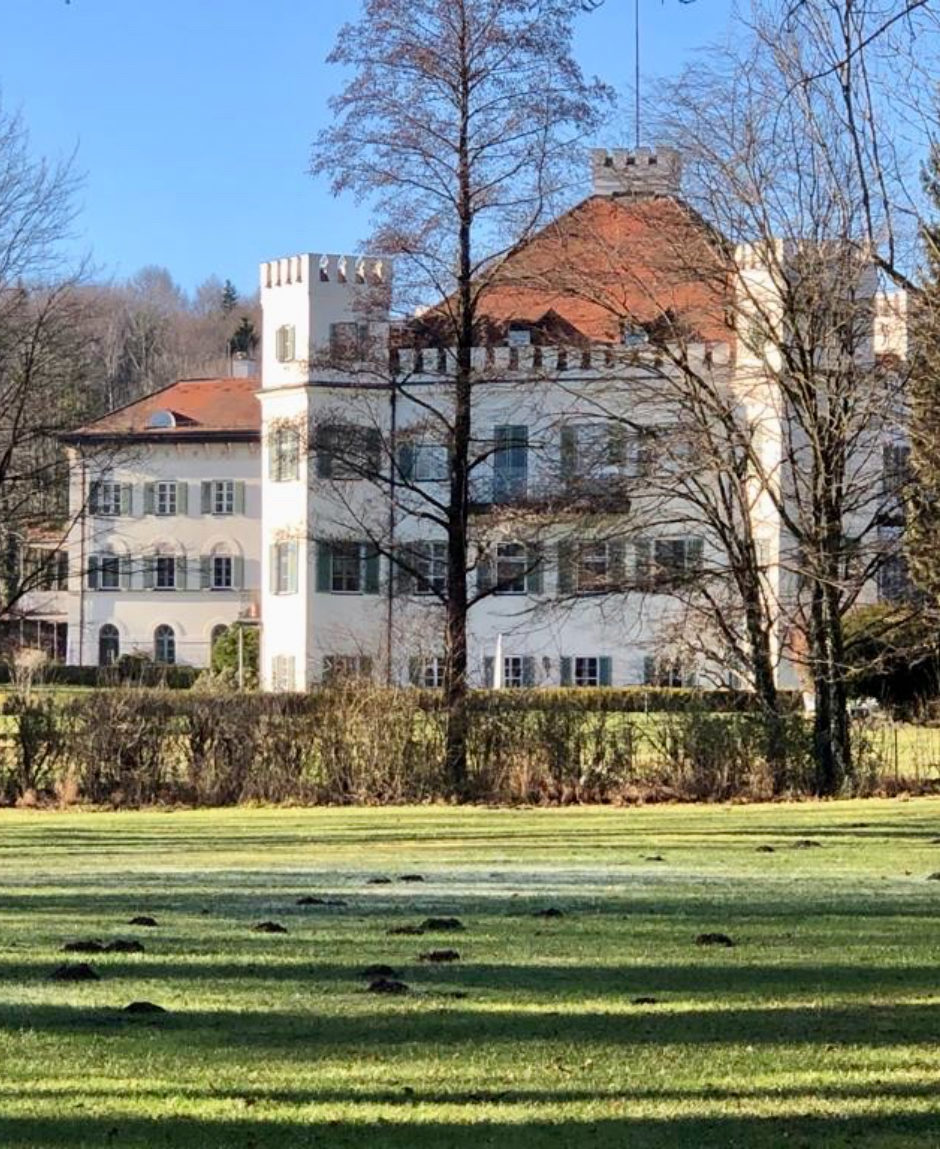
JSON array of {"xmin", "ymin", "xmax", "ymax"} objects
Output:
[
  {"xmin": 0, "ymin": 686, "xmax": 812, "ymax": 806},
  {"xmin": 0, "ymin": 665, "xmax": 200, "ymax": 689}
]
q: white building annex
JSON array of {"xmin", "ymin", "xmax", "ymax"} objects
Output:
[{"xmin": 8, "ymin": 149, "xmax": 911, "ymax": 690}]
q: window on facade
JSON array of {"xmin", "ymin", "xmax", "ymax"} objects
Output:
[
  {"xmin": 155, "ymin": 556, "xmax": 176, "ymax": 590},
  {"xmin": 275, "ymin": 324, "xmax": 295, "ymax": 362},
  {"xmin": 878, "ymin": 553, "xmax": 913, "ymax": 603},
  {"xmin": 90, "ymin": 480, "xmax": 123, "ymax": 517},
  {"xmin": 644, "ymin": 655, "xmax": 694, "ymax": 687},
  {"xmin": 329, "ymin": 321, "xmax": 370, "ymax": 362},
  {"xmin": 27, "ymin": 548, "xmax": 68, "ymax": 591},
  {"xmin": 271, "ymin": 654, "xmax": 296, "ymax": 691},
  {"xmin": 410, "ymin": 656, "xmax": 445, "ymax": 688},
  {"xmin": 577, "ymin": 542, "xmax": 610, "ymax": 593},
  {"xmin": 330, "ymin": 542, "xmax": 363, "ymax": 593},
  {"xmin": 507, "ymin": 325, "xmax": 532, "ymax": 347},
  {"xmin": 492, "ymin": 424, "xmax": 528, "ymax": 503},
  {"xmin": 495, "ymin": 543, "xmax": 528, "ymax": 594},
  {"xmin": 99, "ymin": 554, "xmax": 121, "ymax": 591},
  {"xmin": 273, "ymin": 541, "xmax": 298, "ymax": 595},
  {"xmin": 575, "ymin": 657, "xmax": 600, "ymax": 687},
  {"xmin": 98, "ymin": 624, "xmax": 120, "ymax": 667},
  {"xmin": 882, "ymin": 444, "xmax": 911, "ymax": 497},
  {"xmin": 650, "ymin": 538, "xmax": 703, "ymax": 583},
  {"xmin": 323, "ymin": 654, "xmax": 373, "ymax": 683},
  {"xmin": 155, "ymin": 481, "xmax": 177, "ymax": 516},
  {"xmin": 503, "ymin": 656, "xmax": 524, "ymax": 688},
  {"xmin": 213, "ymin": 481, "xmax": 235, "ymax": 515},
  {"xmin": 154, "ymin": 624, "xmax": 176, "ymax": 665},
  {"xmin": 316, "ymin": 423, "xmax": 381, "ymax": 480},
  {"xmin": 210, "ymin": 623, "xmax": 228, "ymax": 651},
  {"xmin": 212, "ymin": 555, "xmax": 233, "ymax": 590},
  {"xmin": 270, "ymin": 426, "xmax": 300, "ymax": 482},
  {"xmin": 412, "ymin": 444, "xmax": 449, "ymax": 482},
  {"xmin": 414, "ymin": 541, "xmax": 448, "ymax": 595}
]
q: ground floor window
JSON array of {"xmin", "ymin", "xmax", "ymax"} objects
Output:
[
  {"xmin": 323, "ymin": 654, "xmax": 373, "ymax": 684},
  {"xmin": 98, "ymin": 624, "xmax": 119, "ymax": 666},
  {"xmin": 154, "ymin": 624, "xmax": 176, "ymax": 664}
]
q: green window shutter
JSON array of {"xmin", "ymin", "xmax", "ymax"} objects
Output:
[
  {"xmin": 233, "ymin": 555, "xmax": 244, "ymax": 589},
  {"xmin": 316, "ymin": 541, "xmax": 332, "ymax": 593},
  {"xmin": 397, "ymin": 443, "xmax": 415, "ymax": 482},
  {"xmin": 599, "ymin": 656, "xmax": 613, "ymax": 686},
  {"xmin": 200, "ymin": 556, "xmax": 211, "ymax": 590},
  {"xmin": 89, "ymin": 481, "xmax": 100, "ymax": 515},
  {"xmin": 476, "ymin": 550, "xmax": 494, "ymax": 594},
  {"xmin": 395, "ymin": 547, "xmax": 415, "ymax": 596},
  {"xmin": 143, "ymin": 483, "xmax": 155, "ymax": 515},
  {"xmin": 483, "ymin": 656, "xmax": 495, "ymax": 688},
  {"xmin": 643, "ymin": 656, "xmax": 656, "ymax": 685},
  {"xmin": 557, "ymin": 541, "xmax": 575, "ymax": 595},
  {"xmin": 687, "ymin": 537, "xmax": 704, "ymax": 573},
  {"xmin": 560, "ymin": 656, "xmax": 573, "ymax": 686},
  {"xmin": 119, "ymin": 555, "xmax": 132, "ymax": 591},
  {"xmin": 143, "ymin": 556, "xmax": 156, "ymax": 590},
  {"xmin": 526, "ymin": 543, "xmax": 543, "ymax": 594},
  {"xmin": 87, "ymin": 555, "xmax": 99, "ymax": 590},
  {"xmin": 234, "ymin": 482, "xmax": 246, "ymax": 514},
  {"xmin": 634, "ymin": 539, "xmax": 651, "ymax": 587},
  {"xmin": 177, "ymin": 482, "xmax": 188, "ymax": 515},
  {"xmin": 365, "ymin": 428, "xmax": 382, "ymax": 474},
  {"xmin": 316, "ymin": 426, "xmax": 334, "ymax": 478},
  {"xmin": 120, "ymin": 484, "xmax": 133, "ymax": 516},
  {"xmin": 522, "ymin": 656, "xmax": 537, "ymax": 687},
  {"xmin": 608, "ymin": 424, "xmax": 627, "ymax": 467},
  {"xmin": 609, "ymin": 539, "xmax": 626, "ymax": 588},
  {"xmin": 560, "ymin": 426, "xmax": 577, "ymax": 484},
  {"xmin": 201, "ymin": 482, "xmax": 212, "ymax": 513},
  {"xmin": 363, "ymin": 545, "xmax": 380, "ymax": 594},
  {"xmin": 268, "ymin": 443, "xmax": 278, "ymax": 481},
  {"xmin": 408, "ymin": 657, "xmax": 423, "ymax": 687},
  {"xmin": 175, "ymin": 555, "xmax": 187, "ymax": 590},
  {"xmin": 269, "ymin": 545, "xmax": 278, "ymax": 592}
]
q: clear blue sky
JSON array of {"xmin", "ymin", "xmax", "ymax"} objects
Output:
[{"xmin": 0, "ymin": 0, "xmax": 734, "ymax": 299}]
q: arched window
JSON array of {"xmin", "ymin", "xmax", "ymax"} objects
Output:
[
  {"xmin": 154, "ymin": 624, "xmax": 176, "ymax": 665},
  {"xmin": 210, "ymin": 623, "xmax": 228, "ymax": 650},
  {"xmin": 98, "ymin": 624, "xmax": 119, "ymax": 666}
]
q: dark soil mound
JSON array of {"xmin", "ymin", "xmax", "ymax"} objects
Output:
[
  {"xmin": 128, "ymin": 916, "xmax": 158, "ymax": 927},
  {"xmin": 367, "ymin": 877, "xmax": 392, "ymax": 886},
  {"xmin": 123, "ymin": 1001, "xmax": 166, "ymax": 1014},
  {"xmin": 420, "ymin": 917, "xmax": 465, "ymax": 932},
  {"xmin": 926, "ymin": 872, "xmax": 940, "ymax": 881},
  {"xmin": 296, "ymin": 896, "xmax": 327, "ymax": 906},
  {"xmin": 51, "ymin": 962, "xmax": 99, "ymax": 982},
  {"xmin": 632, "ymin": 996, "xmax": 659, "ymax": 1005},
  {"xmin": 398, "ymin": 874, "xmax": 425, "ymax": 883},
  {"xmin": 533, "ymin": 908, "xmax": 564, "ymax": 919},
  {"xmin": 419, "ymin": 949, "xmax": 460, "ymax": 963},
  {"xmin": 756, "ymin": 846, "xmax": 775, "ymax": 854},
  {"xmin": 367, "ymin": 977, "xmax": 409, "ymax": 995},
  {"xmin": 252, "ymin": 921, "xmax": 288, "ymax": 934},
  {"xmin": 361, "ymin": 964, "xmax": 398, "ymax": 979},
  {"xmin": 105, "ymin": 939, "xmax": 145, "ymax": 954},
  {"xmin": 695, "ymin": 932, "xmax": 735, "ymax": 947},
  {"xmin": 62, "ymin": 940, "xmax": 105, "ymax": 954},
  {"xmin": 645, "ymin": 855, "xmax": 665, "ymax": 862},
  {"xmin": 792, "ymin": 840, "xmax": 823, "ymax": 849},
  {"xmin": 388, "ymin": 925, "xmax": 424, "ymax": 936}
]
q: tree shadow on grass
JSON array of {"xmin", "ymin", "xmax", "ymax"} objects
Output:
[{"xmin": 0, "ymin": 1111, "xmax": 937, "ymax": 1148}]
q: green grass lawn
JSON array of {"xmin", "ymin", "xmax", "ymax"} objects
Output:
[{"xmin": 2, "ymin": 801, "xmax": 940, "ymax": 1148}]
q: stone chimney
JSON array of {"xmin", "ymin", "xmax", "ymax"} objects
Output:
[{"xmin": 591, "ymin": 147, "xmax": 682, "ymax": 199}]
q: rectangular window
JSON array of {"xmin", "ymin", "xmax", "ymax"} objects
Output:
[
  {"xmin": 91, "ymin": 480, "xmax": 122, "ymax": 517},
  {"xmin": 212, "ymin": 555, "xmax": 233, "ymax": 590},
  {"xmin": 271, "ymin": 426, "xmax": 300, "ymax": 482},
  {"xmin": 507, "ymin": 326, "xmax": 531, "ymax": 347},
  {"xmin": 421, "ymin": 658, "xmax": 445, "ymax": 688},
  {"xmin": 413, "ymin": 444, "xmax": 449, "ymax": 482},
  {"xmin": 213, "ymin": 481, "xmax": 235, "ymax": 515},
  {"xmin": 316, "ymin": 423, "xmax": 381, "ymax": 480},
  {"xmin": 493, "ymin": 424, "xmax": 528, "ymax": 503},
  {"xmin": 574, "ymin": 657, "xmax": 600, "ymax": 687},
  {"xmin": 577, "ymin": 542, "xmax": 610, "ymax": 593},
  {"xmin": 273, "ymin": 541, "xmax": 298, "ymax": 595},
  {"xmin": 329, "ymin": 321, "xmax": 370, "ymax": 361},
  {"xmin": 99, "ymin": 555, "xmax": 121, "ymax": 591},
  {"xmin": 271, "ymin": 655, "xmax": 296, "ymax": 691},
  {"xmin": 331, "ymin": 542, "xmax": 363, "ymax": 593},
  {"xmin": 653, "ymin": 538, "xmax": 703, "ymax": 582},
  {"xmin": 414, "ymin": 541, "xmax": 448, "ymax": 596},
  {"xmin": 495, "ymin": 543, "xmax": 528, "ymax": 594},
  {"xmin": 882, "ymin": 443, "xmax": 911, "ymax": 496},
  {"xmin": 156, "ymin": 482, "xmax": 177, "ymax": 516},
  {"xmin": 643, "ymin": 656, "xmax": 694, "ymax": 687},
  {"xmin": 155, "ymin": 556, "xmax": 176, "ymax": 590},
  {"xmin": 503, "ymin": 656, "xmax": 524, "ymax": 689},
  {"xmin": 323, "ymin": 654, "xmax": 373, "ymax": 684},
  {"xmin": 275, "ymin": 324, "xmax": 295, "ymax": 362}
]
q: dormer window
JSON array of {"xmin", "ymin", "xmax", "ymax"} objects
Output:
[
  {"xmin": 508, "ymin": 325, "xmax": 532, "ymax": 347},
  {"xmin": 147, "ymin": 410, "xmax": 176, "ymax": 429}
]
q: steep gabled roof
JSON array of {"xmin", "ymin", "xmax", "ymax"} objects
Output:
[{"xmin": 63, "ymin": 377, "xmax": 261, "ymax": 444}]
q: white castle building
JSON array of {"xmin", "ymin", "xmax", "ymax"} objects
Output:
[{"xmin": 8, "ymin": 149, "xmax": 910, "ymax": 690}]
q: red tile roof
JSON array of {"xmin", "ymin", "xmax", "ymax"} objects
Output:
[{"xmin": 66, "ymin": 377, "xmax": 261, "ymax": 441}]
